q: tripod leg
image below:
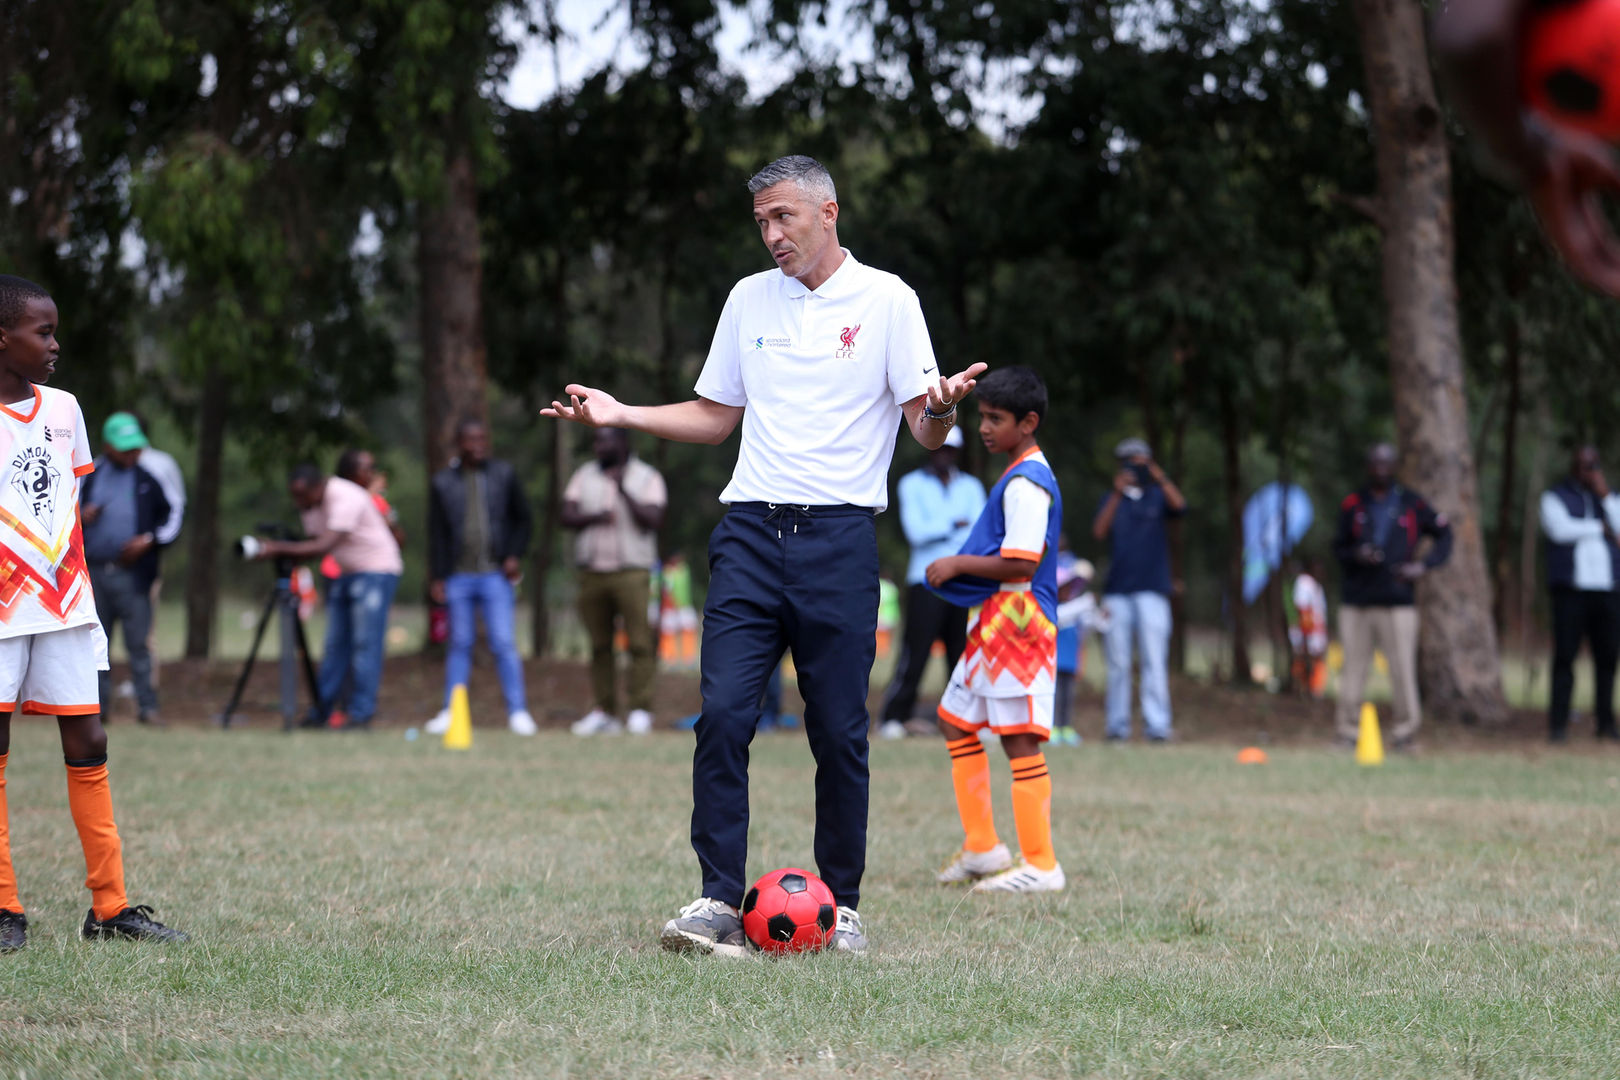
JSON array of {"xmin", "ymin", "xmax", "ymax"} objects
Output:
[
  {"xmin": 220, "ymin": 587, "xmax": 280, "ymax": 727},
  {"xmin": 278, "ymin": 594, "xmax": 302, "ymax": 731},
  {"xmin": 291, "ymin": 599, "xmax": 323, "ymax": 727}
]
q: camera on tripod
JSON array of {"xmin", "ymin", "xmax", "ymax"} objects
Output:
[
  {"xmin": 220, "ymin": 522, "xmax": 320, "ymax": 730},
  {"xmin": 235, "ymin": 523, "xmax": 297, "ymax": 576}
]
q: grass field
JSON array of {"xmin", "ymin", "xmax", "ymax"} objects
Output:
[{"xmin": 2, "ymin": 723, "xmax": 1617, "ymax": 1078}]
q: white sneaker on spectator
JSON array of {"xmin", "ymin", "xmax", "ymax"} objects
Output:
[
  {"xmin": 570, "ymin": 710, "xmax": 622, "ymax": 736},
  {"xmin": 425, "ymin": 709, "xmax": 451, "ymax": 736},
  {"xmin": 626, "ymin": 709, "xmax": 653, "ymax": 735},
  {"xmin": 508, "ymin": 709, "xmax": 537, "ymax": 736},
  {"xmin": 878, "ymin": 720, "xmax": 907, "ymax": 740}
]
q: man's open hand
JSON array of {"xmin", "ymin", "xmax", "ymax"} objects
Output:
[
  {"xmin": 542, "ymin": 385, "xmax": 628, "ymax": 428},
  {"xmin": 927, "ymin": 363, "xmax": 988, "ymax": 413}
]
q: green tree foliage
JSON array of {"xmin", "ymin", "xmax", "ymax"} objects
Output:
[{"xmin": 7, "ymin": 0, "xmax": 1619, "ymax": 704}]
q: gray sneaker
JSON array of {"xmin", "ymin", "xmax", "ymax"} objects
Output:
[
  {"xmin": 831, "ymin": 906, "xmax": 868, "ymax": 953},
  {"xmin": 659, "ymin": 897, "xmax": 747, "ymax": 957}
]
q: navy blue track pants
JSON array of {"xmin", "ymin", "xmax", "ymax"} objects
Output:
[{"xmin": 691, "ymin": 502, "xmax": 879, "ymax": 911}]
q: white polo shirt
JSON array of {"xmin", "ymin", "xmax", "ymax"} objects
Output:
[{"xmin": 695, "ymin": 250, "xmax": 939, "ymax": 510}]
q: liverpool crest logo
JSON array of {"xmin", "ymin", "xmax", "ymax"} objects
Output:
[{"xmin": 836, "ymin": 323, "xmax": 861, "ymax": 359}]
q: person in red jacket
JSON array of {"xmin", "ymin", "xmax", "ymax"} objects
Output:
[{"xmin": 1331, "ymin": 444, "xmax": 1453, "ymax": 749}]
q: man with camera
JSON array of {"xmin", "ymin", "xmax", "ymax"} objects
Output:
[
  {"xmin": 81, "ymin": 413, "xmax": 172, "ymax": 726},
  {"xmin": 248, "ymin": 460, "xmax": 403, "ymax": 730},
  {"xmin": 1092, "ymin": 437, "xmax": 1186, "ymax": 742},
  {"xmin": 1539, "ymin": 446, "xmax": 1620, "ymax": 743},
  {"xmin": 1332, "ymin": 443, "xmax": 1453, "ymax": 750}
]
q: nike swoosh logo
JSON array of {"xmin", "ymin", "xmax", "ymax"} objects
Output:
[{"xmin": 923, "ymin": 366, "xmax": 936, "ymax": 374}]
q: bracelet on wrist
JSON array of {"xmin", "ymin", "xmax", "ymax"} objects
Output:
[{"xmin": 923, "ymin": 401, "xmax": 957, "ymax": 423}]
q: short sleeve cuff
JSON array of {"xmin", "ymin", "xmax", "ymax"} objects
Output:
[{"xmin": 694, "ymin": 383, "xmax": 746, "ymax": 408}]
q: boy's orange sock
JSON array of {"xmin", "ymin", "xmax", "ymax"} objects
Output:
[
  {"xmin": 1009, "ymin": 752, "xmax": 1057, "ymax": 871},
  {"xmin": 946, "ymin": 734, "xmax": 999, "ymax": 853},
  {"xmin": 64, "ymin": 758, "xmax": 128, "ymax": 921},
  {"xmin": 0, "ymin": 754, "xmax": 19, "ymax": 913}
]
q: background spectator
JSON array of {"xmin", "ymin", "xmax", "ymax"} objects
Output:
[
  {"xmin": 1289, "ymin": 557, "xmax": 1329, "ymax": 698},
  {"xmin": 1331, "ymin": 443, "xmax": 1452, "ymax": 750},
  {"xmin": 1052, "ymin": 554, "xmax": 1102, "ymax": 747},
  {"xmin": 129, "ymin": 411, "xmax": 184, "ymax": 698},
  {"xmin": 425, "ymin": 420, "xmax": 535, "ymax": 736},
  {"xmin": 1539, "ymin": 445, "xmax": 1620, "ymax": 743},
  {"xmin": 81, "ymin": 413, "xmax": 171, "ymax": 726},
  {"xmin": 1092, "ymin": 437, "xmax": 1186, "ymax": 742},
  {"xmin": 560, "ymin": 428, "xmax": 667, "ymax": 736},
  {"xmin": 878, "ymin": 426, "xmax": 987, "ymax": 740},
  {"xmin": 252, "ymin": 461, "xmax": 404, "ymax": 731}
]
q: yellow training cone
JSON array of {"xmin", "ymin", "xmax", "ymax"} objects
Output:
[
  {"xmin": 444, "ymin": 684, "xmax": 473, "ymax": 750},
  {"xmin": 1355, "ymin": 702, "xmax": 1384, "ymax": 766}
]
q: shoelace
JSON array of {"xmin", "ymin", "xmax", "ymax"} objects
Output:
[
  {"xmin": 834, "ymin": 906, "xmax": 862, "ymax": 936},
  {"xmin": 763, "ymin": 503, "xmax": 813, "ymax": 538},
  {"xmin": 678, "ymin": 897, "xmax": 734, "ymax": 920},
  {"xmin": 122, "ymin": 904, "xmax": 160, "ymax": 925}
]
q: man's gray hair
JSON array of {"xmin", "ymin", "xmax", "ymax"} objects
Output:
[{"xmin": 746, "ymin": 155, "xmax": 837, "ymax": 203}]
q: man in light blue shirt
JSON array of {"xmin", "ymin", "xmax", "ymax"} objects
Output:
[{"xmin": 878, "ymin": 426, "xmax": 987, "ymax": 738}]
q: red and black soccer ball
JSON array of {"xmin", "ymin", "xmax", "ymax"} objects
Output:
[
  {"xmin": 1523, "ymin": 0, "xmax": 1620, "ymax": 141},
  {"xmin": 740, "ymin": 868, "xmax": 837, "ymax": 954}
]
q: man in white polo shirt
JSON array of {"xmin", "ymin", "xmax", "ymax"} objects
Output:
[{"xmin": 545, "ymin": 154, "xmax": 984, "ymax": 955}]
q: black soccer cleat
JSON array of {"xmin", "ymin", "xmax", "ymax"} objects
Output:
[
  {"xmin": 0, "ymin": 909, "xmax": 26, "ymax": 952},
  {"xmin": 82, "ymin": 904, "xmax": 190, "ymax": 943}
]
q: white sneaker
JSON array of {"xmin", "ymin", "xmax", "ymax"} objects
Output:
[
  {"xmin": 972, "ymin": 861, "xmax": 1066, "ymax": 893},
  {"xmin": 570, "ymin": 710, "xmax": 622, "ymax": 736},
  {"xmin": 626, "ymin": 709, "xmax": 653, "ymax": 735},
  {"xmin": 936, "ymin": 843, "xmax": 1014, "ymax": 884},
  {"xmin": 508, "ymin": 709, "xmax": 537, "ymax": 736},
  {"xmin": 424, "ymin": 709, "xmax": 451, "ymax": 736},
  {"xmin": 831, "ymin": 906, "xmax": 868, "ymax": 953},
  {"xmin": 878, "ymin": 720, "xmax": 907, "ymax": 740},
  {"xmin": 659, "ymin": 897, "xmax": 747, "ymax": 957}
]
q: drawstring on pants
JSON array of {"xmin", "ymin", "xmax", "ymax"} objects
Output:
[{"xmin": 764, "ymin": 503, "xmax": 813, "ymax": 539}]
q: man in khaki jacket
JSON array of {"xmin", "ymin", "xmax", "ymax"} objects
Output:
[{"xmin": 560, "ymin": 427, "xmax": 667, "ymax": 735}]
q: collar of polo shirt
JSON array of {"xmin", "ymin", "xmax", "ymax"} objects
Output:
[{"xmin": 782, "ymin": 248, "xmax": 859, "ymax": 299}]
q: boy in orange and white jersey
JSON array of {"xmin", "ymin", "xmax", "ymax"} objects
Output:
[{"xmin": 0, "ymin": 275, "xmax": 186, "ymax": 952}]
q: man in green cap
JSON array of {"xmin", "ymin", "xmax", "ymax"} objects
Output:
[{"xmin": 80, "ymin": 413, "xmax": 172, "ymax": 726}]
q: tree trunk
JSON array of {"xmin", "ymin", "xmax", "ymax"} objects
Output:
[
  {"xmin": 1221, "ymin": 381, "xmax": 1252, "ymax": 684},
  {"xmin": 183, "ymin": 363, "xmax": 229, "ymax": 659},
  {"xmin": 1353, "ymin": 0, "xmax": 1507, "ymax": 725},
  {"xmin": 418, "ymin": 146, "xmax": 489, "ymax": 477}
]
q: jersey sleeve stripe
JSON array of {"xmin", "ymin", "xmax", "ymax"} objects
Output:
[{"xmin": 72, "ymin": 463, "xmax": 95, "ymax": 476}]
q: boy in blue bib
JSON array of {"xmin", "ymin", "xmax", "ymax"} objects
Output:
[{"xmin": 925, "ymin": 367, "xmax": 1065, "ymax": 893}]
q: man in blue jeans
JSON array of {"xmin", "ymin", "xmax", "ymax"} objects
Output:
[
  {"xmin": 1092, "ymin": 437, "xmax": 1186, "ymax": 742},
  {"xmin": 252, "ymin": 462, "xmax": 402, "ymax": 730},
  {"xmin": 425, "ymin": 421, "xmax": 535, "ymax": 736}
]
